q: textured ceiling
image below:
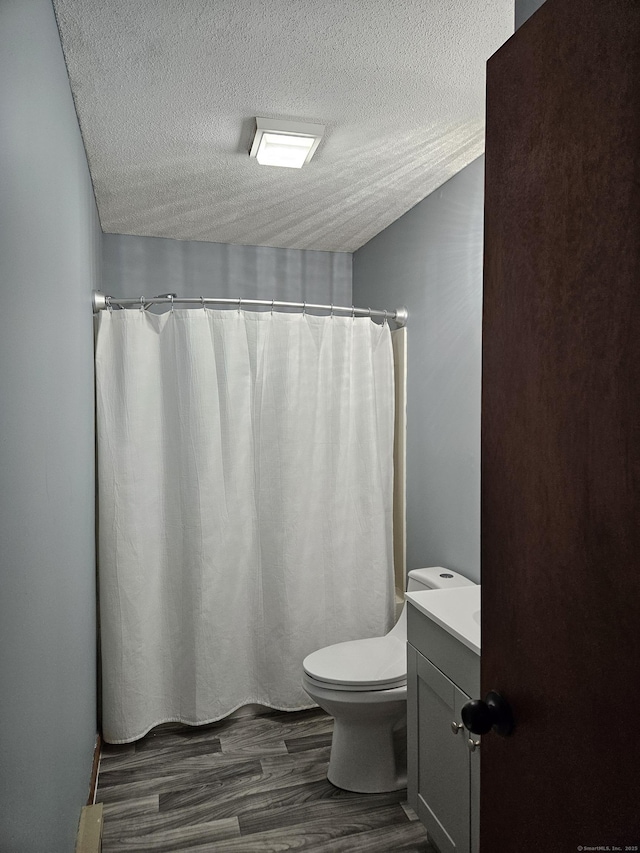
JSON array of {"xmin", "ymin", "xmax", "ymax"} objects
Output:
[{"xmin": 53, "ymin": 0, "xmax": 513, "ymax": 252}]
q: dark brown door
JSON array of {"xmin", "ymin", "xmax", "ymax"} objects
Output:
[{"xmin": 481, "ymin": 1, "xmax": 640, "ymax": 850}]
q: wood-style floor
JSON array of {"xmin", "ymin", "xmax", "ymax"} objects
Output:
[{"xmin": 96, "ymin": 707, "xmax": 437, "ymax": 852}]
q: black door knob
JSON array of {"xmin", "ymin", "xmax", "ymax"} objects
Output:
[{"xmin": 461, "ymin": 691, "xmax": 514, "ymax": 737}]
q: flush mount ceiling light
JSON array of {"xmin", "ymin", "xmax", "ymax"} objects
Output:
[{"xmin": 249, "ymin": 118, "xmax": 325, "ymax": 169}]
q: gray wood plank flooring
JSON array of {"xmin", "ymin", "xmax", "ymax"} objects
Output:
[{"xmin": 97, "ymin": 707, "xmax": 436, "ymax": 852}]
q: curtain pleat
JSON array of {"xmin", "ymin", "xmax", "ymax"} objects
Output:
[
  {"xmin": 96, "ymin": 309, "xmax": 395, "ymax": 743},
  {"xmin": 391, "ymin": 326, "xmax": 407, "ymax": 596}
]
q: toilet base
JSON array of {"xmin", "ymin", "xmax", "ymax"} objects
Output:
[
  {"xmin": 328, "ymin": 714, "xmax": 407, "ymax": 793},
  {"xmin": 302, "ymin": 676, "xmax": 407, "ymax": 793}
]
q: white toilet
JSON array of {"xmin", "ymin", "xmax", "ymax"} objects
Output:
[{"xmin": 302, "ymin": 567, "xmax": 475, "ymax": 793}]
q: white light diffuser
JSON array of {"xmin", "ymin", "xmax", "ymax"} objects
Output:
[{"xmin": 250, "ymin": 118, "xmax": 325, "ymax": 169}]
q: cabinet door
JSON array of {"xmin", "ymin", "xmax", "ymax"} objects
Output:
[{"xmin": 407, "ymin": 646, "xmax": 471, "ymax": 853}]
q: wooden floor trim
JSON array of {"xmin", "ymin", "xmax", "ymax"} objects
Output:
[{"xmin": 88, "ymin": 733, "xmax": 102, "ymax": 805}]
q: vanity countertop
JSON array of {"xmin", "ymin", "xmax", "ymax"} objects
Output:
[{"xmin": 405, "ymin": 585, "xmax": 481, "ymax": 655}]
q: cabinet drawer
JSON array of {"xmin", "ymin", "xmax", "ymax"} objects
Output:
[{"xmin": 407, "ymin": 603, "xmax": 480, "ymax": 698}]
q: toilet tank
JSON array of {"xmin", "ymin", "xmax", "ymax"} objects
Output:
[
  {"xmin": 407, "ymin": 567, "xmax": 475, "ymax": 592},
  {"xmin": 386, "ymin": 567, "xmax": 476, "ymax": 641}
]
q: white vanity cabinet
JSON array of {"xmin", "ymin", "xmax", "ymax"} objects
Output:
[{"xmin": 406, "ymin": 590, "xmax": 480, "ymax": 853}]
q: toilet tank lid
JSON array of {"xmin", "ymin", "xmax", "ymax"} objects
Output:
[{"xmin": 407, "ymin": 567, "xmax": 476, "ymax": 590}]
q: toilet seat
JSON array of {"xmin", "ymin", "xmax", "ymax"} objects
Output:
[{"xmin": 303, "ymin": 634, "xmax": 407, "ymax": 692}]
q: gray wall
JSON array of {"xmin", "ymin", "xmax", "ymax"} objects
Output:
[
  {"xmin": 515, "ymin": 0, "xmax": 547, "ymax": 29},
  {"xmin": 353, "ymin": 157, "xmax": 484, "ymax": 583},
  {"xmin": 103, "ymin": 233, "xmax": 352, "ymax": 306},
  {"xmin": 0, "ymin": 1, "xmax": 100, "ymax": 850}
]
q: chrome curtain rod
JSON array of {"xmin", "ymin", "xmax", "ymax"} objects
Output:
[{"xmin": 92, "ymin": 291, "xmax": 408, "ymax": 327}]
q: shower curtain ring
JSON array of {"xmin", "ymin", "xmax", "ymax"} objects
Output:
[
  {"xmin": 330, "ymin": 303, "xmax": 334, "ymax": 318},
  {"xmin": 368, "ymin": 307, "xmax": 372, "ymax": 319},
  {"xmin": 201, "ymin": 296, "xmax": 205, "ymax": 310},
  {"xmin": 238, "ymin": 298, "xmax": 242, "ymax": 314},
  {"xmin": 139, "ymin": 296, "xmax": 145, "ymax": 312},
  {"xmin": 351, "ymin": 305, "xmax": 356, "ymax": 320},
  {"xmin": 302, "ymin": 301, "xmax": 306, "ymax": 315},
  {"xmin": 383, "ymin": 309, "xmax": 388, "ymax": 325},
  {"xmin": 271, "ymin": 299, "xmax": 275, "ymax": 315},
  {"xmin": 170, "ymin": 294, "xmax": 174, "ymax": 313}
]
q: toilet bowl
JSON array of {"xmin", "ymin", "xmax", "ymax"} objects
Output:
[{"xmin": 302, "ymin": 567, "xmax": 475, "ymax": 793}]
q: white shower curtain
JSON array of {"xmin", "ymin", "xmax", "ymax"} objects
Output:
[{"xmin": 95, "ymin": 308, "xmax": 395, "ymax": 743}]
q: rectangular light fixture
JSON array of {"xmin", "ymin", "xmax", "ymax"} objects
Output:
[{"xmin": 250, "ymin": 118, "xmax": 325, "ymax": 169}]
